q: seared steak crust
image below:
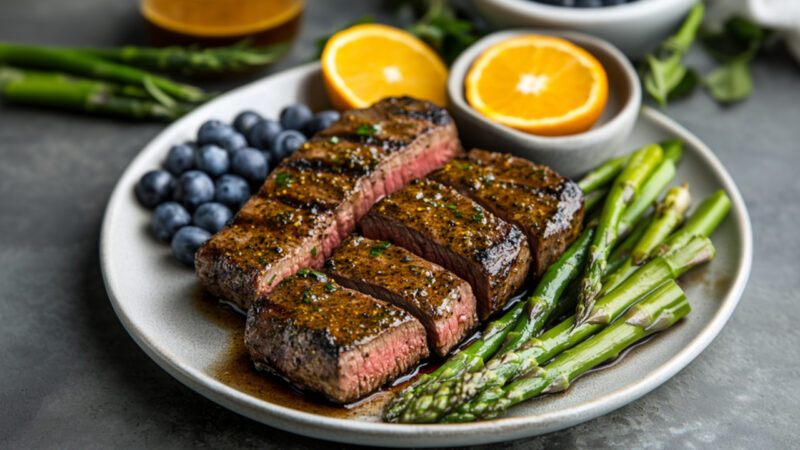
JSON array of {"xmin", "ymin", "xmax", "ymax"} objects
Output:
[
  {"xmin": 360, "ymin": 178, "xmax": 530, "ymax": 319},
  {"xmin": 244, "ymin": 271, "xmax": 428, "ymax": 404},
  {"xmin": 195, "ymin": 97, "xmax": 459, "ymax": 310},
  {"xmin": 430, "ymin": 149, "xmax": 584, "ymax": 277},
  {"xmin": 324, "ymin": 235, "xmax": 478, "ymax": 357}
]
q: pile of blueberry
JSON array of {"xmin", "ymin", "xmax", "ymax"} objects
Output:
[
  {"xmin": 135, "ymin": 104, "xmax": 340, "ymax": 266},
  {"xmin": 532, "ymin": 0, "xmax": 636, "ymax": 7}
]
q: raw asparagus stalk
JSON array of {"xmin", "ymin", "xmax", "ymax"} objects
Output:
[
  {"xmin": 383, "ymin": 301, "xmax": 525, "ymax": 422},
  {"xmin": 75, "ymin": 42, "xmax": 288, "ymax": 75},
  {"xmin": 0, "ymin": 42, "xmax": 208, "ymax": 102},
  {"xmin": 451, "ymin": 280, "xmax": 690, "ymax": 422},
  {"xmin": 401, "ymin": 236, "xmax": 714, "ymax": 423},
  {"xmin": 576, "ymin": 144, "xmax": 664, "ymax": 326},
  {"xmin": 600, "ymin": 184, "xmax": 691, "ymax": 296},
  {"xmin": 0, "ymin": 65, "xmax": 186, "ymax": 120},
  {"xmin": 652, "ymin": 190, "xmax": 731, "ymax": 258}
]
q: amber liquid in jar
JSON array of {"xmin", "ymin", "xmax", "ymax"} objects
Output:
[{"xmin": 140, "ymin": 0, "xmax": 304, "ymax": 47}]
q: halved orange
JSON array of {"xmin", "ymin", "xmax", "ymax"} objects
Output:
[
  {"xmin": 321, "ymin": 24, "xmax": 448, "ymax": 111},
  {"xmin": 466, "ymin": 35, "xmax": 608, "ymax": 136}
]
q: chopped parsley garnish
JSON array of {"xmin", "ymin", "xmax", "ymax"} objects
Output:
[
  {"xmin": 454, "ymin": 211, "xmax": 464, "ymax": 218},
  {"xmin": 296, "ymin": 268, "xmax": 310, "ymax": 277},
  {"xmin": 275, "ymin": 171, "xmax": 295, "ymax": 187},
  {"xmin": 268, "ymin": 274, "xmax": 277, "ymax": 285},
  {"xmin": 324, "ymin": 283, "xmax": 337, "ymax": 293},
  {"xmin": 433, "ymin": 183, "xmax": 442, "ymax": 190},
  {"xmin": 472, "ymin": 213, "xmax": 484, "ymax": 222},
  {"xmin": 426, "ymin": 276, "xmax": 435, "ymax": 283},
  {"xmin": 311, "ymin": 246, "xmax": 317, "ymax": 256},
  {"xmin": 302, "ymin": 292, "xmax": 311, "ymax": 304},
  {"xmin": 310, "ymin": 271, "xmax": 327, "ymax": 281},
  {"xmin": 374, "ymin": 241, "xmax": 391, "ymax": 249},
  {"xmin": 446, "ymin": 204, "xmax": 457, "ymax": 210},
  {"xmin": 473, "ymin": 206, "xmax": 482, "ymax": 212},
  {"xmin": 312, "ymin": 306, "xmax": 321, "ymax": 312},
  {"xmin": 259, "ymin": 257, "xmax": 267, "ymax": 264},
  {"xmin": 329, "ymin": 136, "xmax": 339, "ymax": 144},
  {"xmin": 356, "ymin": 123, "xmax": 381, "ymax": 136},
  {"xmin": 370, "ymin": 249, "xmax": 383, "ymax": 257},
  {"xmin": 458, "ymin": 163, "xmax": 473, "ymax": 170}
]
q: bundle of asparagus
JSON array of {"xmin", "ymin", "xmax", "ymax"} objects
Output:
[
  {"xmin": 0, "ymin": 41, "xmax": 286, "ymax": 121},
  {"xmin": 385, "ymin": 139, "xmax": 732, "ymax": 423}
]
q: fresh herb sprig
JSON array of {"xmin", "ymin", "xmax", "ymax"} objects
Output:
[{"xmin": 641, "ymin": 3, "xmax": 773, "ymax": 107}]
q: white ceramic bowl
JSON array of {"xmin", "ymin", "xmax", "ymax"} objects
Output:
[
  {"xmin": 472, "ymin": 0, "xmax": 697, "ymax": 57},
  {"xmin": 447, "ymin": 29, "xmax": 641, "ymax": 178}
]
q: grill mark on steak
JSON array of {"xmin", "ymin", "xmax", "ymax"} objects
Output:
[
  {"xmin": 429, "ymin": 149, "xmax": 584, "ymax": 277},
  {"xmin": 195, "ymin": 97, "xmax": 459, "ymax": 310},
  {"xmin": 324, "ymin": 235, "xmax": 478, "ymax": 357},
  {"xmin": 360, "ymin": 178, "xmax": 531, "ymax": 319},
  {"xmin": 244, "ymin": 272, "xmax": 428, "ymax": 404}
]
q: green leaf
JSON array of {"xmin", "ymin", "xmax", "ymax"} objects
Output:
[
  {"xmin": 668, "ymin": 68, "xmax": 700, "ymax": 101},
  {"xmin": 704, "ymin": 57, "xmax": 753, "ymax": 103}
]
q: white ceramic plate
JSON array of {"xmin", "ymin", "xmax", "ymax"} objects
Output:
[{"xmin": 100, "ymin": 63, "xmax": 752, "ymax": 447}]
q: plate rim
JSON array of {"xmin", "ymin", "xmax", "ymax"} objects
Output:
[{"xmin": 99, "ymin": 62, "xmax": 753, "ymax": 447}]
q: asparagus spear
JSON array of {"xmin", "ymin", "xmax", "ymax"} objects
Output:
[
  {"xmin": 577, "ymin": 139, "xmax": 682, "ymax": 196},
  {"xmin": 652, "ymin": 190, "xmax": 731, "ymax": 258},
  {"xmin": 400, "ymin": 236, "xmax": 714, "ymax": 423},
  {"xmin": 600, "ymin": 184, "xmax": 691, "ymax": 296},
  {"xmin": 0, "ymin": 66, "xmax": 186, "ymax": 120},
  {"xmin": 583, "ymin": 187, "xmax": 609, "ymax": 213},
  {"xmin": 576, "ymin": 145, "xmax": 664, "ymax": 326},
  {"xmin": 75, "ymin": 42, "xmax": 288, "ymax": 75},
  {"xmin": 449, "ymin": 280, "xmax": 690, "ymax": 422},
  {"xmin": 383, "ymin": 301, "xmax": 525, "ymax": 422},
  {"xmin": 387, "ymin": 226, "xmax": 596, "ymax": 422},
  {"xmin": 578, "ymin": 154, "xmax": 631, "ymax": 194},
  {"xmin": 0, "ymin": 42, "xmax": 209, "ymax": 102}
]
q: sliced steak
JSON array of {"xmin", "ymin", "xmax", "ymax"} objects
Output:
[
  {"xmin": 244, "ymin": 270, "xmax": 428, "ymax": 404},
  {"xmin": 429, "ymin": 149, "xmax": 584, "ymax": 277},
  {"xmin": 360, "ymin": 178, "xmax": 531, "ymax": 319},
  {"xmin": 324, "ymin": 235, "xmax": 478, "ymax": 357},
  {"xmin": 196, "ymin": 97, "xmax": 459, "ymax": 310}
]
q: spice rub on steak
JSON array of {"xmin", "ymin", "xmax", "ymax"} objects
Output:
[
  {"xmin": 324, "ymin": 235, "xmax": 478, "ymax": 357},
  {"xmin": 195, "ymin": 97, "xmax": 459, "ymax": 310},
  {"xmin": 360, "ymin": 178, "xmax": 531, "ymax": 319},
  {"xmin": 244, "ymin": 270, "xmax": 429, "ymax": 404},
  {"xmin": 429, "ymin": 149, "xmax": 584, "ymax": 278}
]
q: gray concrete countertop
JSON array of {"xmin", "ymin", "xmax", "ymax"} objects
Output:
[{"xmin": 1, "ymin": 1, "xmax": 798, "ymax": 448}]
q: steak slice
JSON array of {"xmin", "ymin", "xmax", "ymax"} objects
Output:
[
  {"xmin": 195, "ymin": 97, "xmax": 459, "ymax": 310},
  {"xmin": 360, "ymin": 178, "xmax": 531, "ymax": 319},
  {"xmin": 429, "ymin": 149, "xmax": 584, "ymax": 277},
  {"xmin": 244, "ymin": 270, "xmax": 428, "ymax": 404},
  {"xmin": 324, "ymin": 235, "xmax": 478, "ymax": 357}
]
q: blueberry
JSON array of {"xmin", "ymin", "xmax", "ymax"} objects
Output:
[
  {"xmin": 216, "ymin": 132, "xmax": 248, "ymax": 153},
  {"xmin": 194, "ymin": 144, "xmax": 230, "ymax": 177},
  {"xmin": 279, "ymin": 104, "xmax": 313, "ymax": 131},
  {"xmin": 247, "ymin": 119, "xmax": 282, "ymax": 150},
  {"xmin": 233, "ymin": 110, "xmax": 263, "ymax": 135},
  {"xmin": 192, "ymin": 202, "xmax": 233, "ymax": 233},
  {"xmin": 171, "ymin": 226, "xmax": 211, "ymax": 266},
  {"xmin": 164, "ymin": 143, "xmax": 196, "ymax": 175},
  {"xmin": 152, "ymin": 201, "xmax": 191, "ymax": 242},
  {"xmin": 303, "ymin": 110, "xmax": 341, "ymax": 137},
  {"xmin": 135, "ymin": 169, "xmax": 176, "ymax": 208},
  {"xmin": 197, "ymin": 119, "xmax": 235, "ymax": 145},
  {"xmin": 271, "ymin": 130, "xmax": 306, "ymax": 161},
  {"xmin": 215, "ymin": 174, "xmax": 251, "ymax": 209},
  {"xmin": 231, "ymin": 148, "xmax": 269, "ymax": 184},
  {"xmin": 173, "ymin": 170, "xmax": 215, "ymax": 211}
]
